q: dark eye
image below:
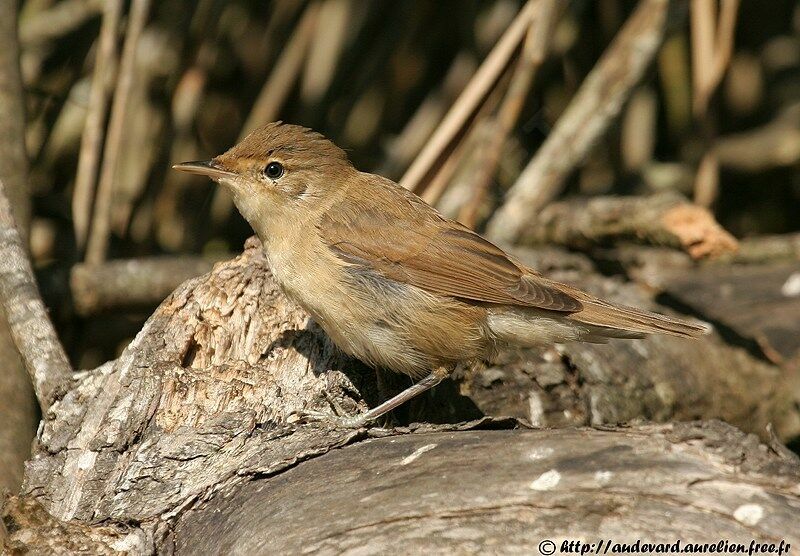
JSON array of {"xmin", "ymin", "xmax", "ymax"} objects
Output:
[{"xmin": 264, "ymin": 161, "xmax": 284, "ymax": 179}]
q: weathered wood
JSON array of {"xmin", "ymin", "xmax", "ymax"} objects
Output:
[
  {"xmin": 658, "ymin": 263, "xmax": 800, "ymax": 365},
  {"xmin": 24, "ymin": 239, "xmax": 371, "ymax": 530},
  {"xmin": 0, "ymin": 178, "xmax": 73, "ymax": 412},
  {"xmin": 0, "ymin": 0, "xmax": 38, "ymax": 493},
  {"xmin": 14, "ymin": 239, "xmax": 800, "ymax": 553},
  {"xmin": 1, "ymin": 495, "xmax": 141, "ymax": 554},
  {"xmin": 69, "ymin": 256, "xmax": 221, "ymax": 316},
  {"xmin": 174, "ymin": 421, "xmax": 800, "ymax": 555},
  {"xmin": 610, "ymin": 246, "xmax": 800, "ymax": 366},
  {"xmin": 516, "ymin": 193, "xmax": 738, "ymax": 259}
]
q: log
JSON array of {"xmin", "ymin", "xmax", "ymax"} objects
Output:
[
  {"xmin": 173, "ymin": 421, "xmax": 800, "ymax": 555},
  {"xmin": 10, "ymin": 238, "xmax": 800, "ymax": 553},
  {"xmin": 606, "ymin": 245, "xmax": 800, "ymax": 366}
]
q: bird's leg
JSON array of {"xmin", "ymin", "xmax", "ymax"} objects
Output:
[{"xmin": 295, "ymin": 367, "xmax": 450, "ymax": 429}]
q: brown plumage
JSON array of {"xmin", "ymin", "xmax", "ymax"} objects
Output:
[{"xmin": 174, "ymin": 122, "xmax": 709, "ymax": 426}]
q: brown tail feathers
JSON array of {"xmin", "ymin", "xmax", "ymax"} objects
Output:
[{"xmin": 569, "ymin": 298, "xmax": 711, "ymax": 339}]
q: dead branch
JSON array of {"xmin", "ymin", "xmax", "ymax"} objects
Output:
[
  {"xmin": 7, "ymin": 237, "xmax": 797, "ymax": 552},
  {"xmin": 72, "ymin": 0, "xmax": 122, "ymax": 252},
  {"xmin": 517, "ymin": 192, "xmax": 738, "ymax": 259},
  {"xmin": 487, "ymin": 0, "xmax": 677, "ymax": 243},
  {"xmin": 714, "ymin": 103, "xmax": 800, "ymax": 171},
  {"xmin": 0, "ymin": 179, "xmax": 72, "ymax": 412},
  {"xmin": 0, "ymin": 0, "xmax": 42, "ymax": 494},
  {"xmin": 458, "ymin": 0, "xmax": 558, "ymax": 228},
  {"xmin": 173, "ymin": 421, "xmax": 800, "ymax": 554},
  {"xmin": 0, "ymin": 0, "xmax": 31, "ymax": 236},
  {"xmin": 70, "ymin": 256, "xmax": 221, "ymax": 316},
  {"xmin": 731, "ymin": 233, "xmax": 800, "ymax": 264},
  {"xmin": 690, "ymin": 0, "xmax": 740, "ymax": 207},
  {"xmin": 400, "ymin": 0, "xmax": 536, "ymax": 194},
  {"xmin": 86, "ymin": 0, "xmax": 151, "ymax": 265}
]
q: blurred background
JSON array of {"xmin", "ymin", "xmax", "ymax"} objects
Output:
[{"xmin": 10, "ymin": 0, "xmax": 798, "ymax": 366}]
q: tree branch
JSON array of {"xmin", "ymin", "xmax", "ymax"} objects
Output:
[
  {"xmin": 0, "ymin": 0, "xmax": 40, "ymax": 493},
  {"xmin": 0, "ymin": 179, "xmax": 72, "ymax": 411},
  {"xmin": 517, "ymin": 192, "xmax": 738, "ymax": 259}
]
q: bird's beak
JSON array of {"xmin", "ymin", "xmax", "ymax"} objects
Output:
[{"xmin": 172, "ymin": 160, "xmax": 237, "ymax": 180}]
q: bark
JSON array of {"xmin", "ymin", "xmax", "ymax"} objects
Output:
[
  {"xmin": 173, "ymin": 421, "xmax": 800, "ymax": 555},
  {"xmin": 9, "ymin": 422, "xmax": 800, "ymax": 554},
  {"xmin": 0, "ymin": 179, "xmax": 73, "ymax": 411},
  {"xmin": 0, "ymin": 325, "xmax": 36, "ymax": 494},
  {"xmin": 0, "ymin": 0, "xmax": 38, "ymax": 494},
  {"xmin": 22, "ymin": 239, "xmax": 373, "ymax": 540},
  {"xmin": 516, "ymin": 192, "xmax": 738, "ymax": 259},
  {"xmin": 9, "ymin": 238, "xmax": 800, "ymax": 553}
]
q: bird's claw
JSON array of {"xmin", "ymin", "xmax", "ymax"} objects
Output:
[{"xmin": 287, "ymin": 407, "xmax": 369, "ymax": 429}]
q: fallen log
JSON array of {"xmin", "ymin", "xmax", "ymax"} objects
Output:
[{"xmin": 6, "ymin": 238, "xmax": 799, "ymax": 553}]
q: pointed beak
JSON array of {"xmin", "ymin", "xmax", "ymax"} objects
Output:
[{"xmin": 172, "ymin": 160, "xmax": 237, "ymax": 180}]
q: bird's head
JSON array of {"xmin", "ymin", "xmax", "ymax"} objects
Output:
[{"xmin": 173, "ymin": 122, "xmax": 355, "ymax": 235}]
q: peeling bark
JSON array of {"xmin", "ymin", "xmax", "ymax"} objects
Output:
[{"xmin": 11, "ymin": 239, "xmax": 800, "ymax": 553}]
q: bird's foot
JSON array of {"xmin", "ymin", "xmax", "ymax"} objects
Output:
[
  {"xmin": 287, "ymin": 390, "xmax": 373, "ymax": 429},
  {"xmin": 288, "ymin": 407, "xmax": 370, "ymax": 429}
]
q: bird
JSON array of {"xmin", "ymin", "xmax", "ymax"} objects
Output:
[{"xmin": 174, "ymin": 122, "xmax": 709, "ymax": 427}]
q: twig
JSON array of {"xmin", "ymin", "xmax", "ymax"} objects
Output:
[
  {"xmin": 691, "ymin": 0, "xmax": 739, "ymax": 117},
  {"xmin": 399, "ymin": 0, "xmax": 536, "ymax": 194},
  {"xmin": 70, "ymin": 256, "xmax": 223, "ymax": 316},
  {"xmin": 86, "ymin": 0, "xmax": 151, "ymax": 265},
  {"xmin": 486, "ymin": 0, "xmax": 676, "ymax": 244},
  {"xmin": 0, "ymin": 179, "xmax": 72, "ymax": 411},
  {"xmin": 712, "ymin": 0, "xmax": 739, "ymax": 93},
  {"xmin": 421, "ymin": 71, "xmax": 509, "ymax": 208},
  {"xmin": 690, "ymin": 0, "xmax": 716, "ymax": 118},
  {"xmin": 690, "ymin": 0, "xmax": 739, "ymax": 207},
  {"xmin": 458, "ymin": 0, "xmax": 558, "ymax": 228},
  {"xmin": 72, "ymin": 0, "xmax": 122, "ymax": 252}
]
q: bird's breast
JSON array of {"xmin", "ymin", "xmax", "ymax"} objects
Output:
[{"xmin": 263, "ymin": 236, "xmax": 493, "ymax": 377}]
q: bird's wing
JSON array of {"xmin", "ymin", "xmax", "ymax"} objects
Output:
[{"xmin": 317, "ymin": 184, "xmax": 582, "ymax": 313}]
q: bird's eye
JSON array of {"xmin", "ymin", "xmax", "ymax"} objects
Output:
[{"xmin": 264, "ymin": 161, "xmax": 284, "ymax": 180}]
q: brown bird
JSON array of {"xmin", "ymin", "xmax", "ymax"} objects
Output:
[{"xmin": 174, "ymin": 122, "xmax": 709, "ymax": 427}]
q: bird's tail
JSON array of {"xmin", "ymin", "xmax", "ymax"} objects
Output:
[{"xmin": 568, "ymin": 297, "xmax": 711, "ymax": 339}]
